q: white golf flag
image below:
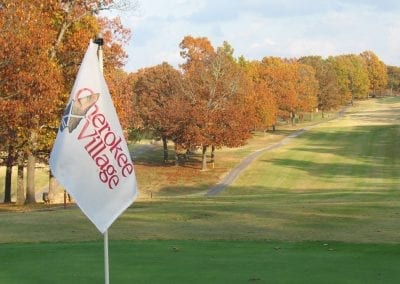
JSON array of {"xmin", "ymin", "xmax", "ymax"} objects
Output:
[{"xmin": 50, "ymin": 41, "xmax": 138, "ymax": 233}]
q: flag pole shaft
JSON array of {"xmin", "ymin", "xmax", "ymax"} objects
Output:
[
  {"xmin": 96, "ymin": 33, "xmax": 108, "ymax": 284},
  {"xmin": 104, "ymin": 230, "xmax": 110, "ymax": 284}
]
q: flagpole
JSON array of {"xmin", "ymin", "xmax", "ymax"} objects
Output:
[
  {"xmin": 104, "ymin": 230, "xmax": 110, "ymax": 284},
  {"xmin": 94, "ymin": 33, "xmax": 108, "ymax": 284}
]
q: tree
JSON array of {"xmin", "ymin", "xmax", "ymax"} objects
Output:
[
  {"xmin": 106, "ymin": 69, "xmax": 137, "ymax": 130},
  {"xmin": 360, "ymin": 51, "xmax": 388, "ymax": 96},
  {"xmin": 260, "ymin": 57, "xmax": 299, "ymax": 125},
  {"xmin": 0, "ymin": 0, "xmax": 64, "ymax": 203},
  {"xmin": 347, "ymin": 55, "xmax": 370, "ymax": 100},
  {"xmin": 387, "ymin": 65, "xmax": 400, "ymax": 94},
  {"xmin": 299, "ymin": 56, "xmax": 340, "ymax": 117},
  {"xmin": 179, "ymin": 36, "xmax": 253, "ymax": 170},
  {"xmin": 295, "ymin": 63, "xmax": 318, "ymax": 117},
  {"xmin": 241, "ymin": 60, "xmax": 278, "ymax": 131},
  {"xmin": 0, "ymin": 0, "xmax": 135, "ymax": 204},
  {"xmin": 134, "ymin": 63, "xmax": 182, "ymax": 163},
  {"xmin": 328, "ymin": 54, "xmax": 369, "ymax": 105}
]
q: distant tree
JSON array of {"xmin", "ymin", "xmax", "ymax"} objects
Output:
[
  {"xmin": 387, "ymin": 65, "xmax": 400, "ymax": 94},
  {"xmin": 260, "ymin": 57, "xmax": 299, "ymax": 125},
  {"xmin": 347, "ymin": 55, "xmax": 370, "ymax": 100},
  {"xmin": 241, "ymin": 60, "xmax": 278, "ymax": 131},
  {"xmin": 328, "ymin": 54, "xmax": 369, "ymax": 105},
  {"xmin": 360, "ymin": 51, "xmax": 388, "ymax": 96},
  {"xmin": 296, "ymin": 63, "xmax": 318, "ymax": 117},
  {"xmin": 134, "ymin": 63, "xmax": 182, "ymax": 163},
  {"xmin": 179, "ymin": 36, "xmax": 253, "ymax": 170},
  {"xmin": 328, "ymin": 56, "xmax": 352, "ymax": 105},
  {"xmin": 180, "ymin": 36, "xmax": 215, "ymax": 71},
  {"xmin": 106, "ymin": 70, "xmax": 137, "ymax": 130},
  {"xmin": 299, "ymin": 56, "xmax": 340, "ymax": 117}
]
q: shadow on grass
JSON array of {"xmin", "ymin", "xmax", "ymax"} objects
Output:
[
  {"xmin": 270, "ymin": 123, "xmax": 400, "ymax": 179},
  {"xmin": 376, "ymin": 96, "xmax": 400, "ymax": 104},
  {"xmin": 1, "ymin": 185, "xmax": 400, "ymax": 244},
  {"xmin": 268, "ymin": 158, "xmax": 400, "ymax": 180}
]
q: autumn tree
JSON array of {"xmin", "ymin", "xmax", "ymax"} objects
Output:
[
  {"xmin": 295, "ymin": 63, "xmax": 318, "ymax": 118},
  {"xmin": 106, "ymin": 69, "xmax": 137, "ymax": 130},
  {"xmin": 134, "ymin": 63, "xmax": 182, "ymax": 162},
  {"xmin": 179, "ymin": 36, "xmax": 253, "ymax": 170},
  {"xmin": 299, "ymin": 56, "xmax": 340, "ymax": 117},
  {"xmin": 260, "ymin": 57, "xmax": 300, "ymax": 125},
  {"xmin": 0, "ymin": 0, "xmax": 135, "ymax": 204},
  {"xmin": 0, "ymin": 1, "xmax": 64, "ymax": 203},
  {"xmin": 360, "ymin": 51, "xmax": 388, "ymax": 96},
  {"xmin": 328, "ymin": 54, "xmax": 370, "ymax": 105},
  {"xmin": 347, "ymin": 55, "xmax": 370, "ymax": 100},
  {"xmin": 387, "ymin": 65, "xmax": 400, "ymax": 94},
  {"xmin": 208, "ymin": 44, "xmax": 254, "ymax": 163},
  {"xmin": 240, "ymin": 59, "xmax": 278, "ymax": 131}
]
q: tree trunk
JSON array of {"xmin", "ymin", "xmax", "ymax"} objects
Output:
[
  {"xmin": 4, "ymin": 165, "xmax": 12, "ymax": 203},
  {"xmin": 210, "ymin": 145, "xmax": 215, "ymax": 168},
  {"xmin": 291, "ymin": 111, "xmax": 295, "ymax": 126},
  {"xmin": 48, "ymin": 170, "xmax": 57, "ymax": 203},
  {"xmin": 201, "ymin": 145, "xmax": 208, "ymax": 171},
  {"xmin": 162, "ymin": 136, "xmax": 168, "ymax": 163},
  {"xmin": 174, "ymin": 143, "xmax": 179, "ymax": 166},
  {"xmin": 25, "ymin": 153, "xmax": 36, "ymax": 204},
  {"xmin": 16, "ymin": 157, "xmax": 25, "ymax": 205},
  {"xmin": 4, "ymin": 146, "xmax": 15, "ymax": 203}
]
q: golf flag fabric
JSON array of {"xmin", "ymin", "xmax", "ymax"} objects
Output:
[{"xmin": 50, "ymin": 41, "xmax": 138, "ymax": 233}]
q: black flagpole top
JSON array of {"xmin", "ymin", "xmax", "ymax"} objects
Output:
[{"xmin": 94, "ymin": 33, "xmax": 104, "ymax": 46}]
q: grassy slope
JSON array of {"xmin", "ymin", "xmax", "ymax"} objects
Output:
[
  {"xmin": 2, "ymin": 98, "xmax": 398, "ymax": 244},
  {"xmin": 1, "ymin": 98, "xmax": 400, "ymax": 283}
]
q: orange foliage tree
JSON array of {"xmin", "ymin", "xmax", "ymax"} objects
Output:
[
  {"xmin": 0, "ymin": 1, "xmax": 64, "ymax": 203},
  {"xmin": 0, "ymin": 0, "xmax": 134, "ymax": 204},
  {"xmin": 240, "ymin": 59, "xmax": 278, "ymax": 131},
  {"xmin": 299, "ymin": 56, "xmax": 341, "ymax": 117},
  {"xmin": 134, "ymin": 63, "xmax": 183, "ymax": 163},
  {"xmin": 179, "ymin": 36, "xmax": 253, "ymax": 170},
  {"xmin": 295, "ymin": 63, "xmax": 318, "ymax": 119},
  {"xmin": 260, "ymin": 57, "xmax": 299, "ymax": 125},
  {"xmin": 360, "ymin": 51, "xmax": 388, "ymax": 96}
]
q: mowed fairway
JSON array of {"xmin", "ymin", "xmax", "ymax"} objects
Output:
[
  {"xmin": 225, "ymin": 97, "xmax": 400, "ymax": 243},
  {"xmin": 1, "ymin": 97, "xmax": 400, "ymax": 283}
]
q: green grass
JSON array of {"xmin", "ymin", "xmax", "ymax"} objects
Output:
[
  {"xmin": 1, "ymin": 98, "xmax": 400, "ymax": 283},
  {"xmin": 1, "ymin": 240, "xmax": 400, "ymax": 284}
]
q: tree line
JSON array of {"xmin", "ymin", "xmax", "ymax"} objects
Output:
[
  {"xmin": 0, "ymin": 1, "xmax": 392, "ymax": 204},
  {"xmin": 132, "ymin": 38, "xmax": 388, "ymax": 170}
]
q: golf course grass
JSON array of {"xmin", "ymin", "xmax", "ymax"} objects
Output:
[
  {"xmin": 1, "ymin": 240, "xmax": 399, "ymax": 284},
  {"xmin": 1, "ymin": 97, "xmax": 400, "ymax": 283}
]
